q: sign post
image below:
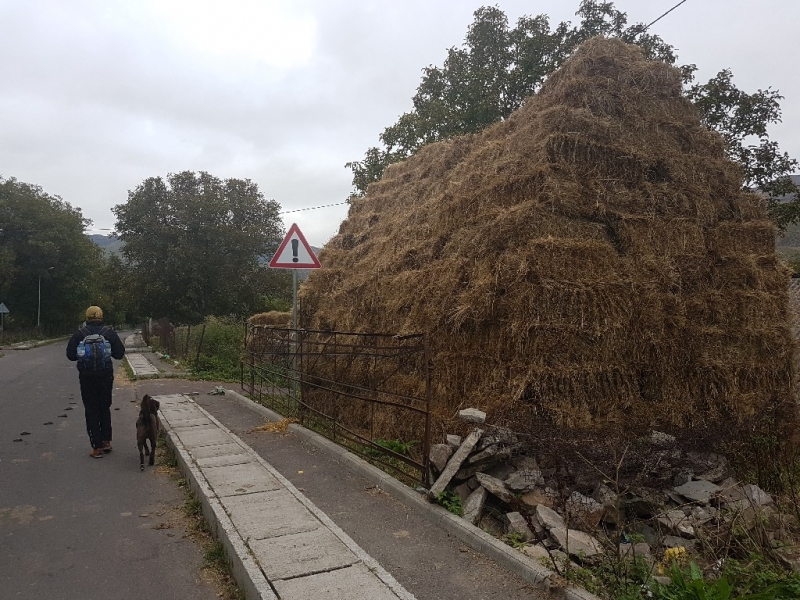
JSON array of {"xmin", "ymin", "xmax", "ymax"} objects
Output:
[
  {"xmin": 268, "ymin": 223, "xmax": 321, "ymax": 330},
  {"xmin": 0, "ymin": 302, "xmax": 9, "ymax": 344},
  {"xmin": 268, "ymin": 224, "xmax": 321, "ymax": 403}
]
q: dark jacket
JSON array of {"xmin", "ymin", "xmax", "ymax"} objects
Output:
[{"xmin": 66, "ymin": 320, "xmax": 125, "ymax": 377}]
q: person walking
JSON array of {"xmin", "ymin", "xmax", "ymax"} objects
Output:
[{"xmin": 66, "ymin": 306, "xmax": 125, "ymax": 458}]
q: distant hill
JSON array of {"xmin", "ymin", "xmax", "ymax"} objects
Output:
[{"xmin": 87, "ymin": 234, "xmax": 124, "ymax": 256}]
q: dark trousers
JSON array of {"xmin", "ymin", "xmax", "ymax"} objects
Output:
[{"xmin": 79, "ymin": 373, "xmax": 114, "ymax": 449}]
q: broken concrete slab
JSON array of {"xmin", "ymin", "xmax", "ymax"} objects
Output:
[
  {"xmin": 673, "ymin": 480, "xmax": 721, "ymax": 504},
  {"xmin": 535, "ymin": 504, "xmax": 566, "ymax": 532},
  {"xmin": 657, "ymin": 509, "xmax": 695, "ymax": 538},
  {"xmin": 446, "ymin": 434, "xmax": 462, "ymax": 449},
  {"xmin": 428, "ymin": 429, "xmax": 483, "ymax": 500},
  {"xmin": 505, "ymin": 469, "xmax": 544, "ymax": 493},
  {"xmin": 467, "ymin": 444, "xmax": 513, "ymax": 466},
  {"xmin": 504, "ymin": 512, "xmax": 533, "ymax": 542},
  {"xmin": 743, "ymin": 484, "xmax": 773, "ymax": 507},
  {"xmin": 463, "ymin": 486, "xmax": 488, "ymax": 525},
  {"xmin": 550, "ymin": 527, "xmax": 603, "ymax": 558},
  {"xmin": 458, "ymin": 408, "xmax": 486, "ymax": 424},
  {"xmin": 429, "ymin": 443, "xmax": 454, "ymax": 473},
  {"xmin": 520, "ymin": 488, "xmax": 554, "ymax": 509},
  {"xmin": 566, "ymin": 492, "xmax": 604, "ymax": 530},
  {"xmin": 475, "ymin": 472, "xmax": 517, "ymax": 505}
]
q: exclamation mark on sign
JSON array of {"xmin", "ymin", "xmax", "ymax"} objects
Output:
[{"xmin": 291, "ymin": 239, "xmax": 299, "ymax": 262}]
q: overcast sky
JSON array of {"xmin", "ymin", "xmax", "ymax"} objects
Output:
[{"xmin": 2, "ymin": 0, "xmax": 799, "ymax": 246}]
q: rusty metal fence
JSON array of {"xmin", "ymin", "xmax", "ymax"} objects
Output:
[{"xmin": 242, "ymin": 324, "xmax": 432, "ymax": 486}]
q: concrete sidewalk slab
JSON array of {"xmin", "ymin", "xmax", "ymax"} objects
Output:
[
  {"xmin": 202, "ymin": 462, "xmax": 283, "ymax": 497},
  {"xmin": 250, "ymin": 527, "xmax": 359, "ymax": 580},
  {"xmin": 157, "ymin": 393, "xmax": 415, "ymax": 600},
  {"xmin": 273, "ymin": 563, "xmax": 405, "ymax": 600},
  {"xmin": 126, "ymin": 352, "xmax": 160, "ymax": 377}
]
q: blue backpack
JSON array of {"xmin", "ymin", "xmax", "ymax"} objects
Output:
[{"xmin": 77, "ymin": 326, "xmax": 112, "ymax": 371}]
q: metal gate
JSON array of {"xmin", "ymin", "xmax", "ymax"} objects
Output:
[{"xmin": 242, "ymin": 324, "xmax": 432, "ymax": 486}]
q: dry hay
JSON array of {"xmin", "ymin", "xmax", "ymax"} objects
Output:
[
  {"xmin": 299, "ymin": 38, "xmax": 796, "ymax": 442},
  {"xmin": 248, "ymin": 311, "xmax": 292, "ymax": 327},
  {"xmin": 250, "ymin": 418, "xmax": 299, "ymax": 433}
]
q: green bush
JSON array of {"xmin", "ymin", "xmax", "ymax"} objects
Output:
[
  {"xmin": 436, "ymin": 490, "xmax": 464, "ymax": 516},
  {"xmin": 173, "ymin": 316, "xmax": 244, "ymax": 381}
]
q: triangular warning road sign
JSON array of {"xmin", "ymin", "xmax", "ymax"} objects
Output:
[{"xmin": 269, "ymin": 223, "xmax": 321, "ymax": 269}]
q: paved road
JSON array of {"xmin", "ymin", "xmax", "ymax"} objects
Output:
[{"xmin": 0, "ymin": 339, "xmax": 220, "ymax": 600}]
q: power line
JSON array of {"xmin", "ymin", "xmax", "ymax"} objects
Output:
[
  {"xmin": 280, "ymin": 201, "xmax": 349, "ymax": 215},
  {"xmin": 644, "ymin": 0, "xmax": 690, "ymax": 32}
]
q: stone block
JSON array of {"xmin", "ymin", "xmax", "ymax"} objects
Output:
[
  {"xmin": 520, "ymin": 488, "xmax": 554, "ymax": 509},
  {"xmin": 475, "ymin": 472, "xmax": 516, "ymax": 504},
  {"xmin": 504, "ymin": 511, "xmax": 533, "ymax": 541},
  {"xmin": 673, "ymin": 480, "xmax": 721, "ymax": 504},
  {"xmin": 446, "ymin": 434, "xmax": 462, "ymax": 449},
  {"xmin": 565, "ymin": 491, "xmax": 604, "ymax": 530},
  {"xmin": 550, "ymin": 527, "xmax": 603, "ymax": 558},
  {"xmin": 535, "ymin": 504, "xmax": 566, "ymax": 532},
  {"xmin": 463, "ymin": 486, "xmax": 488, "ymax": 524},
  {"xmin": 467, "ymin": 445, "xmax": 512, "ymax": 466},
  {"xmin": 505, "ymin": 469, "xmax": 544, "ymax": 493},
  {"xmin": 458, "ymin": 408, "xmax": 486, "ymax": 424},
  {"xmin": 743, "ymin": 484, "xmax": 773, "ymax": 507},
  {"xmin": 429, "ymin": 443, "xmax": 453, "ymax": 473},
  {"xmin": 657, "ymin": 509, "xmax": 695, "ymax": 538}
]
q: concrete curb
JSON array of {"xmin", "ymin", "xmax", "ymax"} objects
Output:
[
  {"xmin": 224, "ymin": 389, "xmax": 601, "ymax": 600},
  {"xmin": 162, "ymin": 418, "xmax": 278, "ymax": 600}
]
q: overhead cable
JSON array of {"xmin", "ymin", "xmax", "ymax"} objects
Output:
[{"xmin": 643, "ymin": 0, "xmax": 690, "ymax": 32}]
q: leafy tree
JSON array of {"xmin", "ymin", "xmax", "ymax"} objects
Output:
[
  {"xmin": 0, "ymin": 177, "xmax": 101, "ymax": 332},
  {"xmin": 347, "ymin": 1, "xmax": 799, "ymax": 226},
  {"xmin": 686, "ymin": 69, "xmax": 800, "ymax": 226},
  {"xmin": 113, "ymin": 171, "xmax": 289, "ymax": 325}
]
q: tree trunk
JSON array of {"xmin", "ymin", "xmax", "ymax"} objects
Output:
[
  {"xmin": 184, "ymin": 325, "xmax": 191, "ymax": 358},
  {"xmin": 195, "ymin": 321, "xmax": 207, "ymax": 365}
]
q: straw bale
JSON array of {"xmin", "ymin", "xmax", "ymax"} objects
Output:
[
  {"xmin": 300, "ymin": 37, "xmax": 796, "ymax": 441},
  {"xmin": 248, "ymin": 311, "xmax": 292, "ymax": 327}
]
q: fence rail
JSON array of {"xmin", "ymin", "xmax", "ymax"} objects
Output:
[{"xmin": 242, "ymin": 324, "xmax": 432, "ymax": 486}]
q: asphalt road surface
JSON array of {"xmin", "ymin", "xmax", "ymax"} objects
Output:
[{"xmin": 0, "ymin": 338, "xmax": 220, "ymax": 600}]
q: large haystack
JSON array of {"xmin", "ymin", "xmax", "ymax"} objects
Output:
[{"xmin": 301, "ymin": 38, "xmax": 795, "ymax": 437}]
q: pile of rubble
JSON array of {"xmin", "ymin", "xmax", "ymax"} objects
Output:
[{"xmin": 426, "ymin": 409, "xmax": 796, "ymax": 573}]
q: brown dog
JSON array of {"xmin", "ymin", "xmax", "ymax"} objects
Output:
[{"xmin": 136, "ymin": 394, "xmax": 160, "ymax": 471}]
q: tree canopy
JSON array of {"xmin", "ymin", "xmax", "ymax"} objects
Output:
[
  {"xmin": 113, "ymin": 171, "xmax": 289, "ymax": 325},
  {"xmin": 0, "ymin": 177, "xmax": 101, "ymax": 331},
  {"xmin": 347, "ymin": 1, "xmax": 798, "ymax": 227}
]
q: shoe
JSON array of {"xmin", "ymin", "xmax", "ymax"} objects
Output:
[
  {"xmin": 89, "ymin": 448, "xmax": 104, "ymax": 458},
  {"xmin": 103, "ymin": 441, "xmax": 113, "ymax": 452}
]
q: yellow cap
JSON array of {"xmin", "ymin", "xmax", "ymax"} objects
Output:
[{"xmin": 86, "ymin": 306, "xmax": 103, "ymax": 320}]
